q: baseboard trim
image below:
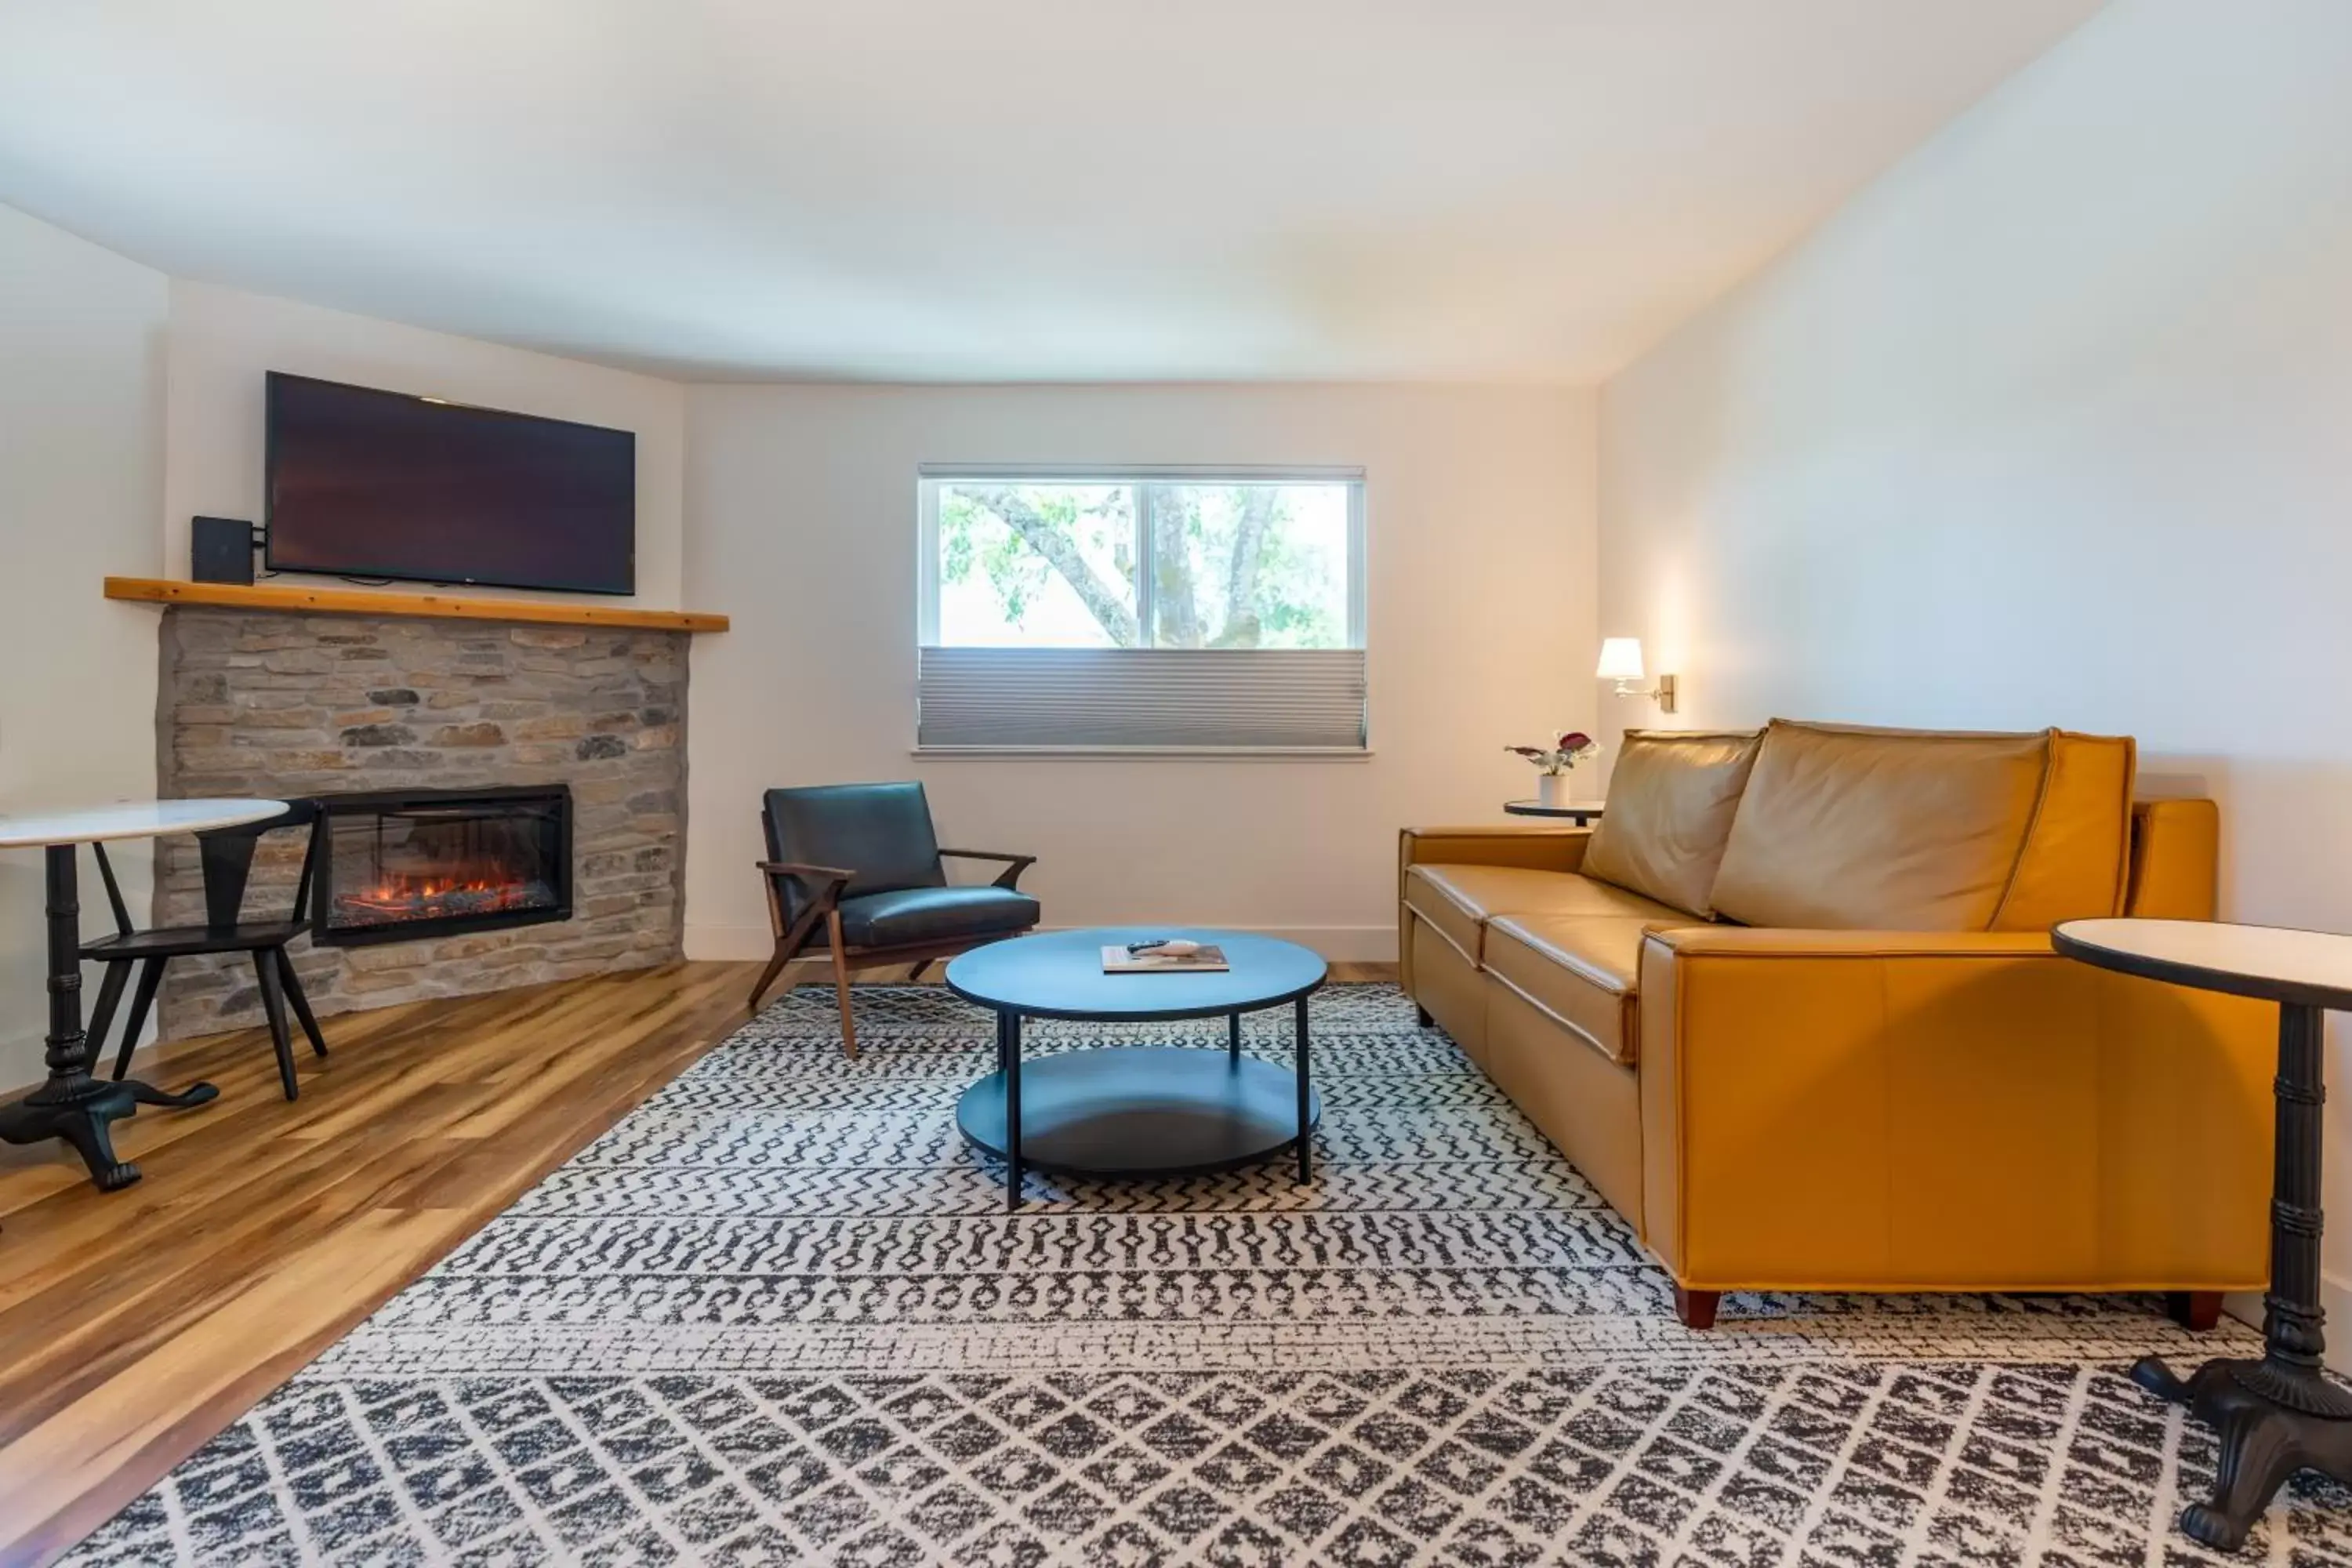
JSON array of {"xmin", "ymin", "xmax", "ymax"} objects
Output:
[{"xmin": 684, "ymin": 922, "xmax": 1398, "ymax": 964}]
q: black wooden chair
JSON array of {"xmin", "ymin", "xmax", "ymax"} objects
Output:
[
  {"xmin": 747, "ymin": 782, "xmax": 1039, "ymax": 1058},
  {"xmin": 83, "ymin": 800, "xmax": 331, "ymax": 1101}
]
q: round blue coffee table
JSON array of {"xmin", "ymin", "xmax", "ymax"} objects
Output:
[{"xmin": 945, "ymin": 927, "xmax": 1327, "ymax": 1209}]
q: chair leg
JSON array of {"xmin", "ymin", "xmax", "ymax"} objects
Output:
[
  {"xmin": 748, "ymin": 906, "xmax": 823, "ymax": 1015},
  {"xmin": 112, "ymin": 958, "xmax": 168, "ymax": 1081},
  {"xmin": 85, "ymin": 962, "xmax": 132, "ymax": 1076},
  {"xmin": 276, "ymin": 949, "xmax": 329, "ymax": 1058},
  {"xmin": 252, "ymin": 951, "xmax": 299, "ymax": 1101},
  {"xmin": 746, "ymin": 944, "xmax": 794, "ymax": 1016},
  {"xmin": 906, "ymin": 959, "xmax": 931, "ymax": 983},
  {"xmin": 826, "ymin": 909, "xmax": 859, "ymax": 1062}
]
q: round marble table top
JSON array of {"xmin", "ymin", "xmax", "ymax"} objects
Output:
[
  {"xmin": 0, "ymin": 798, "xmax": 289, "ymax": 850},
  {"xmin": 2053, "ymin": 917, "xmax": 2352, "ymax": 1013}
]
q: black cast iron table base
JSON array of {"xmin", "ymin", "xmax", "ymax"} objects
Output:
[
  {"xmin": 2131, "ymin": 1354, "xmax": 2352, "ymax": 1552},
  {"xmin": 0, "ymin": 844, "xmax": 219, "ymax": 1190},
  {"xmin": 2128, "ymin": 1000, "xmax": 2352, "ymax": 1553}
]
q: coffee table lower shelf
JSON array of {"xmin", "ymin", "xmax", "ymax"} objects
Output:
[{"xmin": 955, "ymin": 1046, "xmax": 1322, "ymax": 1178}]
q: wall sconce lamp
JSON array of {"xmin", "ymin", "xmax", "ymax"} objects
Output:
[{"xmin": 1597, "ymin": 637, "xmax": 1677, "ymax": 713}]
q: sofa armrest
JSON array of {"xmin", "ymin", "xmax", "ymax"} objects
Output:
[
  {"xmin": 1397, "ymin": 828, "xmax": 1595, "ymax": 1000},
  {"xmin": 1398, "ymin": 825, "xmax": 1592, "ymax": 878},
  {"xmin": 1643, "ymin": 927, "xmax": 2058, "ymax": 960},
  {"xmin": 1636, "ymin": 926, "xmax": 2274, "ymax": 1294}
]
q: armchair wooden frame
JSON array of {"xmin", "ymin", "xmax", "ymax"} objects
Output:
[{"xmin": 747, "ymin": 848, "xmax": 1039, "ymax": 1059}]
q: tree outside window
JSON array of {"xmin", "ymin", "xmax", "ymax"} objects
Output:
[{"xmin": 932, "ymin": 479, "xmax": 1355, "ymax": 650}]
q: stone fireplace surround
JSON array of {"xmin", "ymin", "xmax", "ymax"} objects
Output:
[{"xmin": 154, "ymin": 605, "xmax": 688, "ymax": 1038}]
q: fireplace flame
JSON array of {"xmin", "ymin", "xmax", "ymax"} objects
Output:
[{"xmin": 338, "ymin": 865, "xmax": 545, "ymax": 923}]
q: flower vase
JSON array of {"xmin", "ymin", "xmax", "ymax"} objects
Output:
[{"xmin": 1537, "ymin": 773, "xmax": 1569, "ymax": 810}]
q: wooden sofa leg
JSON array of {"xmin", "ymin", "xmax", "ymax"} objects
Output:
[
  {"xmin": 2168, "ymin": 1290, "xmax": 2223, "ymax": 1331},
  {"xmin": 1675, "ymin": 1288, "xmax": 1720, "ymax": 1330}
]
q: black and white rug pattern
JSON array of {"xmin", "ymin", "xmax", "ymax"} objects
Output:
[{"xmin": 66, "ymin": 985, "xmax": 2352, "ymax": 1566}]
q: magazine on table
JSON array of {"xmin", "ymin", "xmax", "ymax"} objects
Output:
[{"xmin": 1101, "ymin": 942, "xmax": 1230, "ymax": 974}]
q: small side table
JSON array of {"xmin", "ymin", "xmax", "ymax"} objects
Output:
[
  {"xmin": 2053, "ymin": 916, "xmax": 2352, "ymax": 1552},
  {"xmin": 1503, "ymin": 800, "xmax": 1606, "ymax": 827},
  {"xmin": 0, "ymin": 799, "xmax": 285, "ymax": 1190}
]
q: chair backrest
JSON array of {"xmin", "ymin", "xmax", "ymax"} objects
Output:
[
  {"xmin": 90, "ymin": 797, "xmax": 325, "ymax": 935},
  {"xmin": 762, "ymin": 782, "xmax": 946, "ymax": 927},
  {"xmin": 198, "ymin": 799, "xmax": 325, "ymax": 931}
]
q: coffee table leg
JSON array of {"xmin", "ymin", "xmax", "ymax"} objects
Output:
[
  {"xmin": 1004, "ymin": 1010, "xmax": 1024, "ymax": 1211},
  {"xmin": 2130, "ymin": 999, "xmax": 2352, "ymax": 1551},
  {"xmin": 1229, "ymin": 1011, "xmax": 1241, "ymax": 1065},
  {"xmin": 1294, "ymin": 996, "xmax": 1313, "ymax": 1185}
]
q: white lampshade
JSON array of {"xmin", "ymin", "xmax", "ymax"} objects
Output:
[{"xmin": 1595, "ymin": 637, "xmax": 1646, "ymax": 682}]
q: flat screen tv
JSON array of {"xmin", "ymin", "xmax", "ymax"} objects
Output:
[{"xmin": 265, "ymin": 372, "xmax": 636, "ymax": 595}]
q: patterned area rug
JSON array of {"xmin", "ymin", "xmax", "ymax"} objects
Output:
[{"xmin": 66, "ymin": 985, "xmax": 2352, "ymax": 1566}]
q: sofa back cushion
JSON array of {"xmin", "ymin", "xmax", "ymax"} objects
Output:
[
  {"xmin": 1709, "ymin": 721, "xmax": 2055, "ymax": 931},
  {"xmin": 1994, "ymin": 730, "xmax": 2136, "ymax": 929},
  {"xmin": 1581, "ymin": 730, "xmax": 1761, "ymax": 917}
]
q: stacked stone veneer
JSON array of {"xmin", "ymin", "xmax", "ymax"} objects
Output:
[{"xmin": 155, "ymin": 606, "xmax": 688, "ymax": 1038}]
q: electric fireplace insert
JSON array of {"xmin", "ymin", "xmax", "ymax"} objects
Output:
[{"xmin": 310, "ymin": 785, "xmax": 572, "ymax": 947}]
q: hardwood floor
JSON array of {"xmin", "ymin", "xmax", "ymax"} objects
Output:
[
  {"xmin": 0, "ymin": 954, "xmax": 1398, "ymax": 1566},
  {"xmin": 0, "ymin": 960, "xmax": 759, "ymax": 1568}
]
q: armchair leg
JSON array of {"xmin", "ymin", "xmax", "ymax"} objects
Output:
[
  {"xmin": 826, "ymin": 909, "xmax": 859, "ymax": 1062},
  {"xmin": 1675, "ymin": 1288, "xmax": 1721, "ymax": 1330},
  {"xmin": 906, "ymin": 960, "xmax": 931, "ymax": 983},
  {"xmin": 746, "ymin": 945, "xmax": 794, "ymax": 1017},
  {"xmin": 748, "ymin": 905, "xmax": 824, "ymax": 1016}
]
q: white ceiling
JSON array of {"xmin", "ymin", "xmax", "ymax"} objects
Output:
[{"xmin": 0, "ymin": 2, "xmax": 2103, "ymax": 383}]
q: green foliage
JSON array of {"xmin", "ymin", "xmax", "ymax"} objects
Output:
[
  {"xmin": 941, "ymin": 491, "xmax": 1045, "ymax": 623},
  {"xmin": 940, "ymin": 481, "xmax": 1345, "ymax": 648}
]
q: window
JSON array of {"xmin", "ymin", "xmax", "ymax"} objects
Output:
[{"xmin": 917, "ymin": 469, "xmax": 1367, "ymax": 752}]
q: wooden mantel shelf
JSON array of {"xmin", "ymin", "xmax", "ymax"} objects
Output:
[{"xmin": 103, "ymin": 577, "xmax": 729, "ymax": 633}]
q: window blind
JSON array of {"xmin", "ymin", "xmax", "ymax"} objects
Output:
[{"xmin": 916, "ymin": 647, "xmax": 1367, "ymax": 751}]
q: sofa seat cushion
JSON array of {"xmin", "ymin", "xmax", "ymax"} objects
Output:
[
  {"xmin": 1405, "ymin": 866, "xmax": 1684, "ymax": 966},
  {"xmin": 834, "ymin": 885, "xmax": 1040, "ymax": 948},
  {"xmin": 1484, "ymin": 914, "xmax": 1655, "ymax": 1065}
]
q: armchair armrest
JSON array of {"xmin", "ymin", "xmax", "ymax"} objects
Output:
[
  {"xmin": 1635, "ymin": 924, "xmax": 2274, "ymax": 1294},
  {"xmin": 757, "ymin": 859, "xmax": 855, "ymax": 902},
  {"xmin": 939, "ymin": 848, "xmax": 1038, "ymax": 890},
  {"xmin": 755, "ymin": 859, "xmax": 856, "ymax": 944},
  {"xmin": 757, "ymin": 858, "xmax": 855, "ymax": 884}
]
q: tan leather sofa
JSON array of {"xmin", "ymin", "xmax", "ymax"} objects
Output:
[{"xmin": 1400, "ymin": 720, "xmax": 2273, "ymax": 1327}]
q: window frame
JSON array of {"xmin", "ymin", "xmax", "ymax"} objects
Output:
[{"xmin": 916, "ymin": 465, "xmax": 1368, "ymax": 652}]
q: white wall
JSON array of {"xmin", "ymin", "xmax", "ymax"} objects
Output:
[
  {"xmin": 684, "ymin": 383, "xmax": 1596, "ymax": 961},
  {"xmin": 164, "ymin": 281, "xmax": 688, "ymax": 609},
  {"xmin": 1596, "ymin": 0, "xmax": 2352, "ymax": 1324},
  {"xmin": 0, "ymin": 206, "xmax": 170, "ymax": 1084}
]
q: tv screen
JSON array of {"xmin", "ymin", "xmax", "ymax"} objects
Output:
[{"xmin": 265, "ymin": 372, "xmax": 636, "ymax": 595}]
